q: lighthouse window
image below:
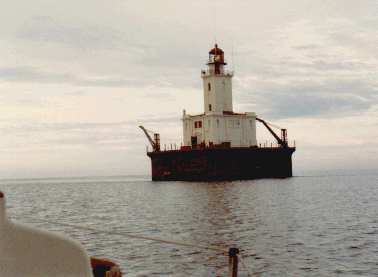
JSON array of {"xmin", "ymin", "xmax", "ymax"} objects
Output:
[
  {"xmin": 209, "ymin": 104, "xmax": 212, "ymax": 111},
  {"xmin": 208, "ymin": 83, "xmax": 211, "ymax": 90},
  {"xmin": 194, "ymin": 121, "xmax": 202, "ymax": 128},
  {"xmin": 229, "ymin": 120, "xmax": 240, "ymax": 127}
]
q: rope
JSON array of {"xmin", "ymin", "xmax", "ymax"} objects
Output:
[
  {"xmin": 256, "ymin": 117, "xmax": 284, "ymax": 130},
  {"xmin": 8, "ymin": 212, "xmax": 256, "ymax": 275},
  {"xmin": 264, "ymin": 121, "xmax": 283, "ymax": 130},
  {"xmin": 7, "ymin": 212, "xmax": 229, "ymax": 254},
  {"xmin": 237, "ymin": 254, "xmax": 254, "ymax": 277}
]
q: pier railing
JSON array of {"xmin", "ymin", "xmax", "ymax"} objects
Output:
[{"xmin": 146, "ymin": 140, "xmax": 296, "ymax": 153}]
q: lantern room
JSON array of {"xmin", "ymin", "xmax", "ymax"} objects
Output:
[
  {"xmin": 207, "ymin": 44, "xmax": 226, "ymax": 64},
  {"xmin": 206, "ymin": 44, "xmax": 227, "ymax": 75}
]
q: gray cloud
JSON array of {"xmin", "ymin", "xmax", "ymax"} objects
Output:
[
  {"xmin": 0, "ymin": 66, "xmax": 76, "ymax": 83},
  {"xmin": 64, "ymin": 91, "xmax": 86, "ymax": 96},
  {"xmin": 307, "ymin": 60, "xmax": 361, "ymax": 71},
  {"xmin": 238, "ymin": 57, "xmax": 374, "ymax": 82},
  {"xmin": 0, "ymin": 64, "xmax": 200, "ymax": 89},
  {"xmin": 141, "ymin": 93, "xmax": 171, "ymax": 99},
  {"xmin": 1, "ymin": 114, "xmax": 181, "ymax": 137},
  {"xmin": 16, "ymin": 16, "xmax": 123, "ymax": 50},
  {"xmin": 73, "ymin": 77, "xmax": 146, "ymax": 88},
  {"xmin": 0, "ymin": 98, "xmax": 44, "ymax": 108},
  {"xmin": 236, "ymin": 79, "xmax": 376, "ymax": 120},
  {"xmin": 292, "ymin": 44, "xmax": 322, "ymax": 50},
  {"xmin": 0, "ymin": 66, "xmax": 163, "ymax": 88}
]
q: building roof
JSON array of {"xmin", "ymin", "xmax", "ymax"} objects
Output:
[{"xmin": 209, "ymin": 44, "xmax": 224, "ymax": 54}]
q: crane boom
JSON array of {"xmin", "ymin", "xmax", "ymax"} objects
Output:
[
  {"xmin": 139, "ymin": 126, "xmax": 160, "ymax": 152},
  {"xmin": 256, "ymin": 118, "xmax": 287, "ymax": 147}
]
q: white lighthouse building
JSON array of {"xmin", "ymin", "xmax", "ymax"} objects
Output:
[{"xmin": 182, "ymin": 45, "xmax": 257, "ymax": 148}]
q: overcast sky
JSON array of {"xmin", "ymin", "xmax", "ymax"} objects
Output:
[{"xmin": 1, "ymin": 0, "xmax": 378, "ymax": 179}]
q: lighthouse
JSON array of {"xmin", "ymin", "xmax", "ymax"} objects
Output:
[
  {"xmin": 182, "ymin": 45, "xmax": 257, "ymax": 148},
  {"xmin": 142, "ymin": 44, "xmax": 295, "ymax": 181}
]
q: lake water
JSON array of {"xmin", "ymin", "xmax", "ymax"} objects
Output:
[{"xmin": 1, "ymin": 169, "xmax": 377, "ymax": 276}]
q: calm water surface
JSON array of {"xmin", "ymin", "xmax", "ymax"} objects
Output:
[{"xmin": 1, "ymin": 169, "xmax": 377, "ymax": 276}]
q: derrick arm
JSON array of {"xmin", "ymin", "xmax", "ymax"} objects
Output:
[
  {"xmin": 139, "ymin": 126, "xmax": 160, "ymax": 152},
  {"xmin": 255, "ymin": 118, "xmax": 287, "ymax": 147}
]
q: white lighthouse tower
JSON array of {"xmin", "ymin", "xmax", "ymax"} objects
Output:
[{"xmin": 182, "ymin": 45, "xmax": 257, "ymax": 148}]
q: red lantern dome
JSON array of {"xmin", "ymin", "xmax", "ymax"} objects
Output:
[
  {"xmin": 209, "ymin": 44, "xmax": 224, "ymax": 54},
  {"xmin": 208, "ymin": 44, "xmax": 226, "ymax": 65}
]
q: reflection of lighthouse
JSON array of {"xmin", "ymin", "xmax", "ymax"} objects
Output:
[{"xmin": 182, "ymin": 45, "xmax": 257, "ymax": 148}]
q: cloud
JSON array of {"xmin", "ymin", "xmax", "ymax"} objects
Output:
[
  {"xmin": 141, "ymin": 93, "xmax": 175, "ymax": 100},
  {"xmin": 236, "ymin": 79, "xmax": 376, "ymax": 120},
  {"xmin": 0, "ymin": 119, "xmax": 142, "ymax": 155},
  {"xmin": 1, "ymin": 113, "xmax": 181, "ymax": 144},
  {"xmin": 15, "ymin": 16, "xmax": 123, "ymax": 50},
  {"xmin": 0, "ymin": 98, "xmax": 45, "ymax": 108},
  {"xmin": 231, "ymin": 17, "xmax": 378, "ymax": 120},
  {"xmin": 73, "ymin": 77, "xmax": 147, "ymax": 88},
  {"xmin": 2, "ymin": 0, "xmax": 378, "ymax": 178},
  {"xmin": 292, "ymin": 44, "xmax": 322, "ymax": 50},
  {"xmin": 64, "ymin": 91, "xmax": 86, "ymax": 96},
  {"xmin": 0, "ymin": 66, "xmax": 76, "ymax": 83},
  {"xmin": 0, "ymin": 66, "xmax": 171, "ymax": 88}
]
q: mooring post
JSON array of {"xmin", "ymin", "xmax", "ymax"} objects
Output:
[{"xmin": 228, "ymin": 247, "xmax": 239, "ymax": 277}]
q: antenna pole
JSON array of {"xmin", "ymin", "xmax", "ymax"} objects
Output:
[
  {"xmin": 232, "ymin": 36, "xmax": 234, "ymax": 73},
  {"xmin": 214, "ymin": 0, "xmax": 217, "ymax": 44}
]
